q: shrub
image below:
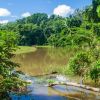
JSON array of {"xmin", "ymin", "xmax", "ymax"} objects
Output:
[
  {"xmin": 90, "ymin": 61, "xmax": 100, "ymax": 83},
  {"xmin": 69, "ymin": 52, "xmax": 91, "ymax": 76},
  {"xmin": 93, "ymin": 23, "xmax": 100, "ymax": 36},
  {"xmin": 0, "ymin": 31, "xmax": 26, "ymax": 99}
]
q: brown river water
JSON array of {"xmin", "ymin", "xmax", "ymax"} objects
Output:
[{"xmin": 13, "ymin": 47, "xmax": 100, "ymax": 100}]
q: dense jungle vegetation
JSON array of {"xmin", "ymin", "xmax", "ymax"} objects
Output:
[{"xmin": 0, "ymin": 0, "xmax": 100, "ymax": 99}]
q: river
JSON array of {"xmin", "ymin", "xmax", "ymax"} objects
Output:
[{"xmin": 12, "ymin": 47, "xmax": 100, "ymax": 100}]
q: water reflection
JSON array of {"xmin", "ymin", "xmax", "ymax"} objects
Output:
[
  {"xmin": 13, "ymin": 47, "xmax": 74, "ymax": 75},
  {"xmin": 10, "ymin": 94, "xmax": 68, "ymax": 100},
  {"xmin": 10, "ymin": 74, "xmax": 100, "ymax": 100}
]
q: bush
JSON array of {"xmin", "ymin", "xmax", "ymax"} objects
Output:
[
  {"xmin": 90, "ymin": 61, "xmax": 100, "ymax": 83},
  {"xmin": 0, "ymin": 31, "xmax": 25, "ymax": 99},
  {"xmin": 93, "ymin": 23, "xmax": 100, "ymax": 36},
  {"xmin": 69, "ymin": 52, "xmax": 91, "ymax": 76},
  {"xmin": 85, "ymin": 23, "xmax": 92, "ymax": 30}
]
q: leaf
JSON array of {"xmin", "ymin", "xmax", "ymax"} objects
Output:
[{"xmin": 96, "ymin": 5, "xmax": 100, "ymax": 18}]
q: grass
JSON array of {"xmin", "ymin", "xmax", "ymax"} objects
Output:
[
  {"xmin": 36, "ymin": 45, "xmax": 53, "ymax": 48},
  {"xmin": 14, "ymin": 46, "xmax": 37, "ymax": 54}
]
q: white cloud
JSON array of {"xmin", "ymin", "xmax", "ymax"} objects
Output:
[
  {"xmin": 21, "ymin": 12, "xmax": 31, "ymax": 17},
  {"xmin": 0, "ymin": 8, "xmax": 11, "ymax": 16},
  {"xmin": 0, "ymin": 20, "xmax": 9, "ymax": 24},
  {"xmin": 53, "ymin": 5, "xmax": 74, "ymax": 17}
]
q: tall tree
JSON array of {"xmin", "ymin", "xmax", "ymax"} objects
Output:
[{"xmin": 92, "ymin": 0, "xmax": 100, "ymax": 22}]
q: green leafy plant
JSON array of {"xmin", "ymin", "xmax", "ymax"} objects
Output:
[
  {"xmin": 47, "ymin": 79, "xmax": 55, "ymax": 84},
  {"xmin": 69, "ymin": 52, "xmax": 91, "ymax": 76},
  {"xmin": 97, "ymin": 5, "xmax": 100, "ymax": 17},
  {"xmin": 90, "ymin": 61, "xmax": 100, "ymax": 83},
  {"xmin": 0, "ymin": 31, "xmax": 26, "ymax": 99}
]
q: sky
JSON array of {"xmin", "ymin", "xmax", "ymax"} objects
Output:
[{"xmin": 0, "ymin": 0, "xmax": 92, "ymax": 24}]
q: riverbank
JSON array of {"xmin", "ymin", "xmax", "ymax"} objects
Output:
[
  {"xmin": 14, "ymin": 46, "xmax": 100, "ymax": 88},
  {"xmin": 36, "ymin": 45, "xmax": 53, "ymax": 48},
  {"xmin": 14, "ymin": 46, "xmax": 37, "ymax": 54}
]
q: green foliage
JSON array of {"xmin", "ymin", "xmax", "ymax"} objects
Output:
[
  {"xmin": 0, "ymin": 31, "xmax": 25, "ymax": 99},
  {"xmin": 97, "ymin": 5, "xmax": 100, "ymax": 17},
  {"xmin": 93, "ymin": 23, "xmax": 100, "ymax": 36},
  {"xmin": 90, "ymin": 61, "xmax": 100, "ymax": 83},
  {"xmin": 17, "ymin": 24, "xmax": 46, "ymax": 45},
  {"xmin": 67, "ymin": 16, "xmax": 82, "ymax": 28},
  {"xmin": 69, "ymin": 47, "xmax": 100, "ymax": 83},
  {"xmin": 92, "ymin": 0, "xmax": 100, "ymax": 22},
  {"xmin": 47, "ymin": 79, "xmax": 55, "ymax": 84},
  {"xmin": 72, "ymin": 35, "xmax": 92, "ymax": 46},
  {"xmin": 83, "ymin": 6, "xmax": 93, "ymax": 22},
  {"xmin": 47, "ymin": 34, "xmax": 58, "ymax": 46},
  {"xmin": 0, "ymin": 31, "xmax": 18, "ymax": 76},
  {"xmin": 69, "ymin": 52, "xmax": 91, "ymax": 76},
  {"xmin": 17, "ymin": 13, "xmax": 48, "ymax": 25}
]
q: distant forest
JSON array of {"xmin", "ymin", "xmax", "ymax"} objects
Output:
[{"xmin": 0, "ymin": 0, "xmax": 100, "ymax": 47}]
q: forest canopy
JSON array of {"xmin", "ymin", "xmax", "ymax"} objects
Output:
[{"xmin": 0, "ymin": 0, "xmax": 100, "ymax": 47}]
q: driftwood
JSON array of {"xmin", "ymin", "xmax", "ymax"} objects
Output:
[
  {"xmin": 32, "ymin": 71, "xmax": 58, "ymax": 77},
  {"xmin": 48, "ymin": 82, "xmax": 100, "ymax": 92}
]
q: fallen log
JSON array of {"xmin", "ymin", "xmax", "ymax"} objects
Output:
[{"xmin": 48, "ymin": 82, "xmax": 100, "ymax": 92}]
